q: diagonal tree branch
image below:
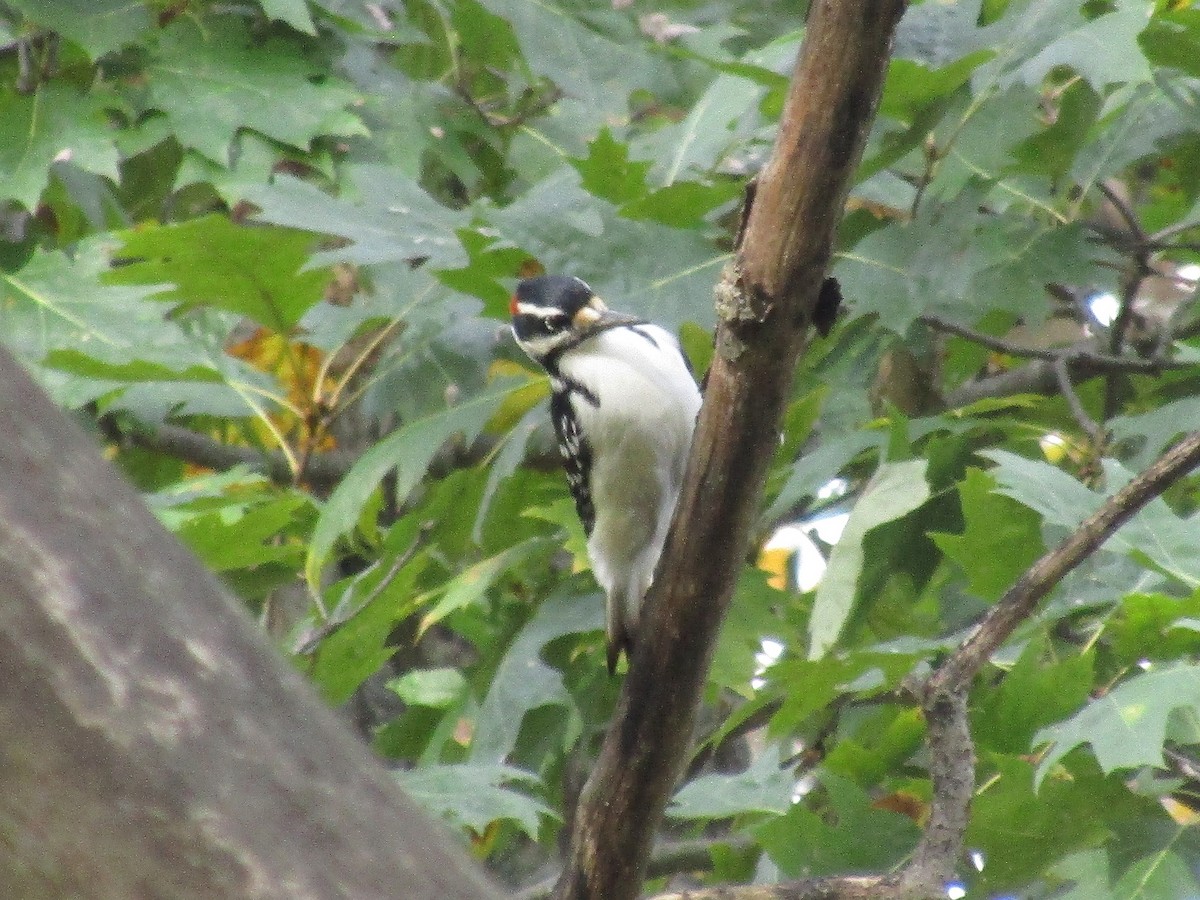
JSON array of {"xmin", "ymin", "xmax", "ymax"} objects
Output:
[
  {"xmin": 928, "ymin": 430, "xmax": 1200, "ymax": 696},
  {"xmin": 551, "ymin": 3, "xmax": 907, "ymax": 899},
  {"xmin": 640, "ymin": 433, "xmax": 1200, "ymax": 900}
]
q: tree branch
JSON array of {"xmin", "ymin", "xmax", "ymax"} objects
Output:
[
  {"xmin": 1052, "ymin": 355, "xmax": 1104, "ymax": 442},
  {"xmin": 919, "ymin": 314, "xmax": 1186, "ymax": 374},
  {"xmin": 115, "ymin": 419, "xmax": 558, "ymax": 493},
  {"xmin": 928, "ymin": 430, "xmax": 1200, "ymax": 695},
  {"xmin": 121, "ymin": 420, "xmax": 357, "ymax": 489},
  {"xmin": 620, "ymin": 431, "xmax": 1200, "ymax": 900},
  {"xmin": 551, "ymin": 3, "xmax": 906, "ymax": 899}
]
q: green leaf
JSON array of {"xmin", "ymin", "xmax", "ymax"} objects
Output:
[
  {"xmin": 0, "ymin": 239, "xmax": 263, "ymax": 408},
  {"xmin": 1112, "ymin": 848, "xmax": 1200, "ymax": 899},
  {"xmin": 306, "ymin": 380, "xmax": 517, "ymax": 586},
  {"xmin": 668, "ymin": 745, "xmax": 793, "ymax": 820},
  {"xmin": 388, "ymin": 668, "xmax": 468, "ymax": 709},
  {"xmin": 637, "ymin": 38, "xmax": 797, "ymax": 185},
  {"xmin": 932, "ymin": 467, "xmax": 1043, "ymax": 601},
  {"xmin": 1141, "ymin": 12, "xmax": 1200, "ymax": 78},
  {"xmin": 1016, "ymin": 5, "xmax": 1152, "ymax": 91},
  {"xmin": 620, "ymin": 180, "xmax": 742, "ymax": 228},
  {"xmin": 106, "ymin": 215, "xmax": 329, "ymax": 331},
  {"xmin": 967, "ymin": 753, "xmax": 1160, "ymax": 893},
  {"xmin": 146, "ymin": 18, "xmax": 366, "ymax": 164},
  {"xmin": 304, "ymin": 512, "xmax": 436, "ymax": 704},
  {"xmin": 570, "ymin": 128, "xmax": 651, "ymax": 205},
  {"xmin": 985, "ymin": 451, "xmax": 1200, "ymax": 589},
  {"xmin": 0, "ymin": 83, "xmax": 120, "ymax": 210},
  {"xmin": 755, "ymin": 770, "xmax": 919, "ymax": 876},
  {"xmin": 1013, "ymin": 79, "xmax": 1101, "ymax": 180},
  {"xmin": 471, "ymin": 588, "xmax": 601, "ymax": 764},
  {"xmin": 258, "ymin": 0, "xmax": 317, "ymax": 34},
  {"xmin": 1046, "ymin": 849, "xmax": 1113, "ymax": 900},
  {"xmin": 487, "ymin": 169, "xmax": 724, "ymax": 332},
  {"xmin": 476, "ymin": 0, "xmax": 655, "ymax": 131},
  {"xmin": 394, "ymin": 764, "xmax": 557, "ymax": 838},
  {"xmin": 1109, "ymin": 592, "xmax": 1200, "ymax": 669},
  {"xmin": 8, "ymin": 0, "xmax": 151, "ymax": 58},
  {"xmin": 1111, "ymin": 397, "xmax": 1200, "ymax": 468},
  {"xmin": 880, "ymin": 51, "xmax": 995, "ymax": 124},
  {"xmin": 971, "ymin": 632, "xmax": 1094, "ymax": 754},
  {"xmin": 762, "ymin": 430, "xmax": 882, "ymax": 526},
  {"xmin": 809, "ymin": 459, "xmax": 930, "ymax": 659},
  {"xmin": 175, "ymin": 493, "xmax": 309, "ymax": 575},
  {"xmin": 523, "ymin": 497, "xmax": 590, "ymax": 573},
  {"xmin": 1033, "ymin": 663, "xmax": 1200, "ymax": 786},
  {"xmin": 42, "ymin": 350, "xmax": 224, "ymax": 384},
  {"xmin": 417, "ymin": 539, "xmax": 546, "ymax": 635},
  {"xmin": 244, "ymin": 167, "xmax": 468, "ymax": 270},
  {"xmin": 766, "ymin": 652, "xmax": 920, "ymax": 738},
  {"xmin": 711, "ymin": 568, "xmax": 792, "ymax": 695},
  {"xmin": 838, "ymin": 189, "xmax": 1097, "ymax": 334}
]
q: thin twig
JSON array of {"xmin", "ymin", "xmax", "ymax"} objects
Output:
[
  {"xmin": 1053, "ymin": 355, "xmax": 1104, "ymax": 442},
  {"xmin": 293, "ymin": 522, "xmax": 433, "ymax": 655},
  {"xmin": 1150, "ymin": 218, "xmax": 1200, "ymax": 245},
  {"xmin": 1097, "ymin": 181, "xmax": 1147, "ymax": 245},
  {"xmin": 919, "ymin": 314, "xmax": 1185, "ymax": 374}
]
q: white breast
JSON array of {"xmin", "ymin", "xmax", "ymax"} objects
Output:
[{"xmin": 556, "ymin": 324, "xmax": 702, "ymax": 631}]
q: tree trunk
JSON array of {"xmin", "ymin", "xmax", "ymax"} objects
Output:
[{"xmin": 0, "ymin": 347, "xmax": 497, "ymax": 899}]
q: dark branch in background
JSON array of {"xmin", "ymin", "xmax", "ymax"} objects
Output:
[
  {"xmin": 933, "ymin": 173, "xmax": 1200, "ymax": 415},
  {"xmin": 927, "ymin": 307, "xmax": 1194, "ymax": 412},
  {"xmin": 943, "ymin": 356, "xmax": 1089, "ymax": 409},
  {"xmin": 551, "ymin": 3, "xmax": 906, "ymax": 899},
  {"xmin": 918, "ymin": 314, "xmax": 1186, "ymax": 374},
  {"xmin": 515, "ymin": 837, "xmax": 756, "ymax": 900},
  {"xmin": 1095, "ymin": 182, "xmax": 1154, "ymax": 421},
  {"xmin": 110, "ymin": 419, "xmax": 558, "ymax": 494},
  {"xmin": 118, "ymin": 420, "xmax": 356, "ymax": 489}
]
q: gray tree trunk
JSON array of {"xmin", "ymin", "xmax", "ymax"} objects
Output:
[{"xmin": 0, "ymin": 346, "xmax": 497, "ymax": 900}]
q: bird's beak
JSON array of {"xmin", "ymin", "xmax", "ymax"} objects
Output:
[{"xmin": 573, "ymin": 296, "xmax": 644, "ymax": 332}]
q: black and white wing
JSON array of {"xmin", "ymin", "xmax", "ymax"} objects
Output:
[{"xmin": 550, "ymin": 388, "xmax": 595, "ymax": 535}]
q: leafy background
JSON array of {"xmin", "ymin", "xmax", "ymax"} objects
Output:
[{"xmin": 6, "ymin": 0, "xmax": 1200, "ymax": 895}]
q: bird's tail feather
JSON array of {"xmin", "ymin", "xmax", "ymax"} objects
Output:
[{"xmin": 605, "ymin": 588, "xmax": 636, "ymax": 675}]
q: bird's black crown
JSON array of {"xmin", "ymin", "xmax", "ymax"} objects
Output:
[{"xmin": 515, "ymin": 275, "xmax": 593, "ymax": 315}]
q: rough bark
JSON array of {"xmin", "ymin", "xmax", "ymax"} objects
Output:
[
  {"xmin": 0, "ymin": 346, "xmax": 497, "ymax": 899},
  {"xmin": 552, "ymin": 3, "xmax": 907, "ymax": 899}
]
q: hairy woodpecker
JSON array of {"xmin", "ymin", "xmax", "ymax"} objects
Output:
[{"xmin": 510, "ymin": 275, "xmax": 702, "ymax": 673}]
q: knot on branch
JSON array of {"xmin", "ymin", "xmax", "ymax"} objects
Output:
[
  {"xmin": 714, "ymin": 262, "xmax": 773, "ymax": 327},
  {"xmin": 713, "ymin": 262, "xmax": 774, "ymax": 363}
]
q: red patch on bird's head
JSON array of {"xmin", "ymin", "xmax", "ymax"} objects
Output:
[{"xmin": 509, "ymin": 294, "xmax": 520, "ymax": 317}]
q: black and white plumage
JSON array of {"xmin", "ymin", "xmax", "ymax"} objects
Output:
[{"xmin": 510, "ymin": 274, "xmax": 702, "ymax": 672}]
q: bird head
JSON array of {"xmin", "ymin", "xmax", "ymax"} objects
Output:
[{"xmin": 510, "ymin": 275, "xmax": 646, "ymax": 365}]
